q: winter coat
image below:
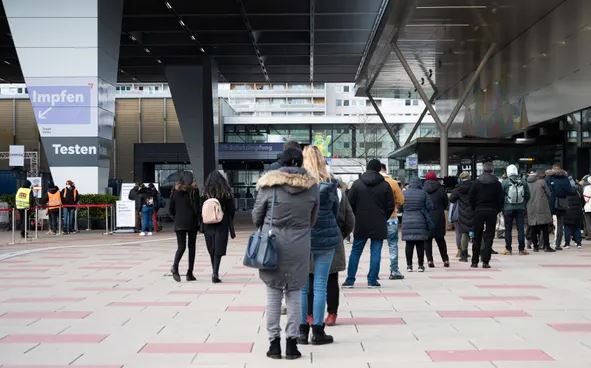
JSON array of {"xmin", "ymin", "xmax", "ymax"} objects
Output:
[
  {"xmin": 469, "ymin": 172, "xmax": 504, "ymax": 213},
  {"xmin": 253, "ymin": 167, "xmax": 319, "ymax": 291},
  {"xmin": 545, "ymin": 169, "xmax": 574, "ymax": 214},
  {"xmin": 526, "ymin": 175, "xmax": 553, "ymax": 226},
  {"xmin": 449, "ymin": 180, "xmax": 474, "ymax": 233},
  {"xmin": 423, "ymin": 179, "xmax": 448, "ymax": 238},
  {"xmin": 348, "ymin": 170, "xmax": 395, "ymax": 240},
  {"xmin": 502, "ymin": 175, "xmax": 530, "ymax": 211},
  {"xmin": 169, "ymin": 184, "xmax": 201, "ymax": 232},
  {"xmin": 202, "ymin": 195, "xmax": 236, "ymax": 256},
  {"xmin": 583, "ymin": 178, "xmax": 591, "ymax": 213},
  {"xmin": 310, "ymin": 180, "xmax": 340, "ymax": 250},
  {"xmin": 401, "ymin": 178, "xmax": 433, "ymax": 241},
  {"xmin": 382, "ymin": 173, "xmax": 405, "ymax": 217},
  {"xmin": 564, "ymin": 185, "xmax": 584, "ymax": 226},
  {"xmin": 128, "ymin": 186, "xmax": 147, "ymax": 211},
  {"xmin": 60, "ymin": 186, "xmax": 79, "ymax": 206}
]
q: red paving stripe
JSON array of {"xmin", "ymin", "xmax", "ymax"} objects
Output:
[
  {"xmin": 338, "ymin": 317, "xmax": 405, "ymax": 325},
  {"xmin": 74, "ymin": 287, "xmax": 142, "ymax": 292},
  {"xmin": 4, "ymin": 264, "xmax": 61, "ymax": 268},
  {"xmin": 226, "ymin": 306, "xmax": 265, "ymax": 312},
  {"xmin": 202, "ymin": 290, "xmax": 241, "ymax": 295},
  {"xmin": 0, "ymin": 260, "xmax": 31, "ymax": 264},
  {"xmin": 67, "ymin": 279, "xmax": 131, "ymax": 283},
  {"xmin": 108, "ymin": 301, "xmax": 190, "ymax": 307},
  {"xmin": 475, "ymin": 284, "xmax": 546, "ymax": 289},
  {"xmin": 0, "ymin": 334, "xmax": 108, "ymax": 343},
  {"xmin": 1, "ymin": 366, "xmax": 121, "ymax": 368},
  {"xmin": 427, "ymin": 349, "xmax": 553, "ymax": 362},
  {"xmin": 223, "ymin": 273, "xmax": 256, "ymax": 277},
  {"xmin": 461, "ymin": 296, "xmax": 541, "ymax": 301},
  {"xmin": 169, "ymin": 290, "xmax": 205, "ymax": 295},
  {"xmin": 0, "ymin": 285, "xmax": 52, "ymax": 289},
  {"xmin": 344, "ymin": 292, "xmax": 420, "ymax": 298},
  {"xmin": 444, "ymin": 268, "xmax": 500, "ymax": 272},
  {"xmin": 0, "ymin": 268, "xmax": 50, "ymax": 272},
  {"xmin": 78, "ymin": 266, "xmax": 133, "ymax": 270},
  {"xmin": 430, "ymin": 276, "xmax": 493, "ymax": 280},
  {"xmin": 0, "ymin": 276, "xmax": 51, "ymax": 280},
  {"xmin": 540, "ymin": 264, "xmax": 591, "ymax": 268},
  {"xmin": 41, "ymin": 256, "xmax": 89, "ymax": 259},
  {"xmin": 0, "ymin": 311, "xmax": 92, "ymax": 319},
  {"xmin": 548, "ymin": 323, "xmax": 591, "ymax": 332},
  {"xmin": 3, "ymin": 297, "xmax": 86, "ymax": 303},
  {"xmin": 141, "ymin": 342, "xmax": 253, "ymax": 354},
  {"xmin": 437, "ymin": 310, "xmax": 530, "ymax": 318}
]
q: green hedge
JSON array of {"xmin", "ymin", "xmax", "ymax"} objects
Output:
[{"xmin": 0, "ymin": 194, "xmax": 15, "ymax": 207}]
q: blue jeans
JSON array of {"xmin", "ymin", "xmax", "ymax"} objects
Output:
[
  {"xmin": 141, "ymin": 206, "xmax": 154, "ymax": 232},
  {"xmin": 301, "ymin": 248, "xmax": 335, "ymax": 326},
  {"xmin": 564, "ymin": 224, "xmax": 582, "ymax": 245},
  {"xmin": 387, "ymin": 220, "xmax": 401, "ymax": 275},
  {"xmin": 504, "ymin": 209, "xmax": 525, "ymax": 251},
  {"xmin": 63, "ymin": 207, "xmax": 75, "ymax": 233},
  {"xmin": 345, "ymin": 237, "xmax": 383, "ymax": 285}
]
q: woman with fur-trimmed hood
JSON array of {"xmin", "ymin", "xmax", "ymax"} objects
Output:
[{"xmin": 253, "ymin": 148, "xmax": 319, "ymax": 360}]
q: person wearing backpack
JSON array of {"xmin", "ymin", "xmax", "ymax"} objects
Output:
[
  {"xmin": 501, "ymin": 164, "xmax": 530, "ymax": 255},
  {"xmin": 202, "ymin": 170, "xmax": 236, "ymax": 284}
]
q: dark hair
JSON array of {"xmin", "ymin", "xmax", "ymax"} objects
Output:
[
  {"xmin": 380, "ymin": 163, "xmax": 387, "ymax": 172},
  {"xmin": 204, "ymin": 170, "xmax": 233, "ymax": 200},
  {"xmin": 280, "ymin": 148, "xmax": 303, "ymax": 167},
  {"xmin": 283, "ymin": 141, "xmax": 301, "ymax": 151},
  {"xmin": 367, "ymin": 159, "xmax": 382, "ymax": 172}
]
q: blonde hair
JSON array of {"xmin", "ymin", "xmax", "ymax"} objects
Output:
[{"xmin": 303, "ymin": 145, "xmax": 330, "ymax": 182}]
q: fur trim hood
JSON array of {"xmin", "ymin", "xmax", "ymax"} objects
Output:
[
  {"xmin": 546, "ymin": 168, "xmax": 567, "ymax": 177},
  {"xmin": 257, "ymin": 167, "xmax": 317, "ymax": 193}
]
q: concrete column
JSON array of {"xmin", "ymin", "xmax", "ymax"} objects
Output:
[
  {"xmin": 3, "ymin": 0, "xmax": 122, "ymax": 193},
  {"xmin": 165, "ymin": 58, "xmax": 218, "ymax": 187}
]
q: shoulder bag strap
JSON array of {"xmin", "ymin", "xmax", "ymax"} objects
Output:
[{"xmin": 269, "ymin": 188, "xmax": 276, "ymax": 231}]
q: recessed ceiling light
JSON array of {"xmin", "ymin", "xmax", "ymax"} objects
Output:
[
  {"xmin": 190, "ymin": 35, "xmax": 196, "ymax": 41},
  {"xmin": 541, "ymin": 52, "xmax": 547, "ymax": 57},
  {"xmin": 129, "ymin": 35, "xmax": 136, "ymax": 41},
  {"xmin": 165, "ymin": 1, "xmax": 172, "ymax": 9},
  {"xmin": 144, "ymin": 48, "xmax": 151, "ymax": 53},
  {"xmin": 3, "ymin": 60, "xmax": 10, "ymax": 65},
  {"xmin": 560, "ymin": 40, "xmax": 567, "ymax": 45},
  {"xmin": 179, "ymin": 20, "xmax": 185, "ymax": 27},
  {"xmin": 156, "ymin": 59, "xmax": 162, "ymax": 64},
  {"xmin": 200, "ymin": 48, "xmax": 205, "ymax": 53}
]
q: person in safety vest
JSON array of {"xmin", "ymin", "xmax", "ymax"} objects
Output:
[
  {"xmin": 42, "ymin": 185, "xmax": 61, "ymax": 235},
  {"xmin": 61, "ymin": 180, "xmax": 79, "ymax": 234},
  {"xmin": 15, "ymin": 180, "xmax": 35, "ymax": 238}
]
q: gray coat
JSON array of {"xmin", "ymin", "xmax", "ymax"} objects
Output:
[
  {"xmin": 253, "ymin": 167, "xmax": 319, "ymax": 291},
  {"xmin": 527, "ymin": 174, "xmax": 553, "ymax": 226},
  {"xmin": 401, "ymin": 178, "xmax": 434, "ymax": 241}
]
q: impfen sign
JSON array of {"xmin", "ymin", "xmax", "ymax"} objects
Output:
[{"xmin": 29, "ymin": 86, "xmax": 91, "ymax": 125}]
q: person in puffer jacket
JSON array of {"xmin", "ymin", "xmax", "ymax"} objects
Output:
[
  {"xmin": 423, "ymin": 171, "xmax": 450, "ymax": 268},
  {"xmin": 563, "ymin": 183, "xmax": 584, "ymax": 249},
  {"xmin": 546, "ymin": 165, "xmax": 575, "ymax": 250},
  {"xmin": 401, "ymin": 177, "xmax": 433, "ymax": 272}
]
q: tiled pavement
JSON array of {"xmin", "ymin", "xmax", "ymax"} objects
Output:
[{"xmin": 1, "ymin": 229, "xmax": 591, "ymax": 368}]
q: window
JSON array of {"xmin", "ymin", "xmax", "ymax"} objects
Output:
[
  {"xmin": 343, "ymin": 142, "xmax": 350, "ymax": 148},
  {"xmin": 336, "ymin": 99, "xmax": 343, "ymax": 107},
  {"xmin": 343, "ymin": 85, "xmax": 350, "ymax": 93},
  {"xmin": 405, "ymin": 99, "xmax": 411, "ymax": 106},
  {"xmin": 17, "ymin": 88, "xmax": 22, "ymax": 94},
  {"xmin": 343, "ymin": 100, "xmax": 350, "ymax": 107},
  {"xmin": 413, "ymin": 99, "xmax": 418, "ymax": 105}
]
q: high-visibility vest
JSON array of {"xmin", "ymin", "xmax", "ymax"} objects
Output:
[
  {"xmin": 47, "ymin": 192, "xmax": 62, "ymax": 209},
  {"xmin": 15, "ymin": 188, "xmax": 31, "ymax": 210}
]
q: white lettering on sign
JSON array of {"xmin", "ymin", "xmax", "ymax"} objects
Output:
[
  {"xmin": 31, "ymin": 90, "xmax": 84, "ymax": 106},
  {"xmin": 52, "ymin": 144, "xmax": 97, "ymax": 155}
]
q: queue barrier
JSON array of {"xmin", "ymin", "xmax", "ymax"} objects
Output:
[{"xmin": 1, "ymin": 204, "xmax": 114, "ymax": 245}]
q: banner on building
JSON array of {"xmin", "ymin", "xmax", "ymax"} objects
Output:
[{"xmin": 8, "ymin": 145, "xmax": 25, "ymax": 167}]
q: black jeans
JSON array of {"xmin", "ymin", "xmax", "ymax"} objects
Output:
[
  {"xmin": 530, "ymin": 224, "xmax": 550, "ymax": 250},
  {"xmin": 472, "ymin": 209, "xmax": 497, "ymax": 264},
  {"xmin": 18, "ymin": 209, "xmax": 26, "ymax": 237},
  {"xmin": 504, "ymin": 209, "xmax": 525, "ymax": 251},
  {"xmin": 405, "ymin": 240, "xmax": 425, "ymax": 268},
  {"xmin": 173, "ymin": 230, "xmax": 197, "ymax": 274},
  {"xmin": 307, "ymin": 272, "xmax": 339, "ymax": 316},
  {"xmin": 425, "ymin": 237, "xmax": 450, "ymax": 263},
  {"xmin": 48, "ymin": 211, "xmax": 59, "ymax": 233}
]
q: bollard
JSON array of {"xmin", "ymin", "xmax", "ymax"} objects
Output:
[
  {"xmin": 10, "ymin": 208, "xmax": 15, "ymax": 245},
  {"xmin": 104, "ymin": 206, "xmax": 109, "ymax": 235},
  {"xmin": 87, "ymin": 206, "xmax": 91, "ymax": 231},
  {"xmin": 23, "ymin": 208, "xmax": 28, "ymax": 242},
  {"xmin": 34, "ymin": 207, "xmax": 38, "ymax": 240},
  {"xmin": 58, "ymin": 206, "xmax": 62, "ymax": 235},
  {"xmin": 74, "ymin": 207, "xmax": 78, "ymax": 232},
  {"xmin": 110, "ymin": 205, "xmax": 114, "ymax": 234}
]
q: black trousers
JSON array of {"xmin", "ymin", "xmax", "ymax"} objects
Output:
[
  {"xmin": 405, "ymin": 240, "xmax": 425, "ymax": 268},
  {"xmin": 173, "ymin": 230, "xmax": 197, "ymax": 274},
  {"xmin": 48, "ymin": 211, "xmax": 59, "ymax": 233},
  {"xmin": 18, "ymin": 209, "xmax": 26, "ymax": 237},
  {"xmin": 472, "ymin": 210, "xmax": 497, "ymax": 264},
  {"xmin": 204, "ymin": 233, "xmax": 224, "ymax": 277},
  {"xmin": 307, "ymin": 272, "xmax": 339, "ymax": 315},
  {"xmin": 425, "ymin": 237, "xmax": 450, "ymax": 263},
  {"xmin": 530, "ymin": 224, "xmax": 550, "ymax": 250}
]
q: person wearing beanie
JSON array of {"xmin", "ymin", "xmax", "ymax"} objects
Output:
[
  {"xmin": 450, "ymin": 172, "xmax": 474, "ymax": 262},
  {"xmin": 343, "ymin": 159, "xmax": 395, "ymax": 287},
  {"xmin": 422, "ymin": 171, "xmax": 450, "ymax": 268},
  {"xmin": 501, "ymin": 164, "xmax": 530, "ymax": 255},
  {"xmin": 15, "ymin": 180, "xmax": 36, "ymax": 238},
  {"xmin": 468, "ymin": 162, "xmax": 504, "ymax": 268}
]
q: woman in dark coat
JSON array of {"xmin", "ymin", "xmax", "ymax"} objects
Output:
[
  {"xmin": 563, "ymin": 184, "xmax": 584, "ymax": 248},
  {"xmin": 449, "ymin": 171, "xmax": 474, "ymax": 262},
  {"xmin": 402, "ymin": 177, "xmax": 433, "ymax": 272},
  {"xmin": 202, "ymin": 171, "xmax": 236, "ymax": 284},
  {"xmin": 169, "ymin": 171, "xmax": 201, "ymax": 282},
  {"xmin": 423, "ymin": 171, "xmax": 450, "ymax": 267}
]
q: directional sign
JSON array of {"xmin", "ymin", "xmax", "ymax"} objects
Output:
[{"xmin": 28, "ymin": 86, "xmax": 91, "ymax": 125}]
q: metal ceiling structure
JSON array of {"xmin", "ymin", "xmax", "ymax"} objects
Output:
[{"xmin": 0, "ymin": 0, "xmax": 389, "ymax": 83}]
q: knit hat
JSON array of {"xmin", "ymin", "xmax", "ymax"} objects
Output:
[
  {"xmin": 459, "ymin": 171, "xmax": 470, "ymax": 181},
  {"xmin": 506, "ymin": 164, "xmax": 518, "ymax": 177},
  {"xmin": 425, "ymin": 171, "xmax": 437, "ymax": 181},
  {"xmin": 23, "ymin": 180, "xmax": 32, "ymax": 188},
  {"xmin": 366, "ymin": 159, "xmax": 382, "ymax": 172},
  {"xmin": 483, "ymin": 162, "xmax": 494, "ymax": 173}
]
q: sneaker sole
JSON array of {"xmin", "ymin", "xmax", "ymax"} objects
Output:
[{"xmin": 285, "ymin": 355, "xmax": 301, "ymax": 360}]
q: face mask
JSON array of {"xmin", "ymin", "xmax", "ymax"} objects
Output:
[{"xmin": 66, "ymin": 185, "xmax": 71, "ymax": 189}]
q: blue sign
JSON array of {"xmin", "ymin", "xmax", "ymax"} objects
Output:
[
  {"xmin": 29, "ymin": 86, "xmax": 91, "ymax": 125},
  {"xmin": 218, "ymin": 143, "xmax": 284, "ymax": 161}
]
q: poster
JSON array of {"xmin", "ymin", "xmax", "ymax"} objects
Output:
[
  {"xmin": 313, "ymin": 133, "xmax": 332, "ymax": 157},
  {"xmin": 27, "ymin": 176, "xmax": 43, "ymax": 199},
  {"xmin": 120, "ymin": 183, "xmax": 160, "ymax": 201},
  {"xmin": 9, "ymin": 145, "xmax": 25, "ymax": 167},
  {"xmin": 115, "ymin": 200, "xmax": 135, "ymax": 228}
]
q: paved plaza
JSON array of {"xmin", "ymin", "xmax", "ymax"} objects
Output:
[{"xmin": 1, "ymin": 228, "xmax": 591, "ymax": 368}]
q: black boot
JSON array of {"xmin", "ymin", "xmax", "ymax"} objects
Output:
[
  {"xmin": 171, "ymin": 267, "xmax": 181, "ymax": 282},
  {"xmin": 311, "ymin": 324, "xmax": 333, "ymax": 345},
  {"xmin": 212, "ymin": 274, "xmax": 221, "ymax": 283},
  {"xmin": 266, "ymin": 337, "xmax": 281, "ymax": 359},
  {"xmin": 285, "ymin": 338, "xmax": 301, "ymax": 360},
  {"xmin": 297, "ymin": 324, "xmax": 309, "ymax": 345},
  {"xmin": 186, "ymin": 272, "xmax": 196, "ymax": 282}
]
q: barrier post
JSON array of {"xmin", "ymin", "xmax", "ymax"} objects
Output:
[
  {"xmin": 23, "ymin": 208, "xmax": 28, "ymax": 242},
  {"xmin": 58, "ymin": 206, "xmax": 62, "ymax": 235},
  {"xmin": 87, "ymin": 206, "xmax": 91, "ymax": 231},
  {"xmin": 10, "ymin": 208, "xmax": 15, "ymax": 245},
  {"xmin": 104, "ymin": 206, "xmax": 109, "ymax": 235},
  {"xmin": 34, "ymin": 207, "xmax": 38, "ymax": 240},
  {"xmin": 110, "ymin": 205, "xmax": 114, "ymax": 234},
  {"xmin": 74, "ymin": 207, "xmax": 78, "ymax": 232}
]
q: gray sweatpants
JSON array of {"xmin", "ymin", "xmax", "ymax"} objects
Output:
[{"xmin": 266, "ymin": 286, "xmax": 301, "ymax": 341}]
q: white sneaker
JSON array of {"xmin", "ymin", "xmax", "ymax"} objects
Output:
[
  {"xmin": 148, "ymin": 232, "xmax": 153, "ymax": 236},
  {"xmin": 139, "ymin": 232, "xmax": 146, "ymax": 236},
  {"xmin": 577, "ymin": 244, "xmax": 583, "ymax": 249},
  {"xmin": 564, "ymin": 245, "xmax": 571, "ymax": 249}
]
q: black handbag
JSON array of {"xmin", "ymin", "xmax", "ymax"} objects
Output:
[{"xmin": 243, "ymin": 189, "xmax": 278, "ymax": 270}]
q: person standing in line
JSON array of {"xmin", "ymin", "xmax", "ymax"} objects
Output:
[
  {"xmin": 379, "ymin": 163, "xmax": 405, "ymax": 280},
  {"xmin": 42, "ymin": 185, "xmax": 61, "ymax": 235},
  {"xmin": 582, "ymin": 176, "xmax": 591, "ymax": 240},
  {"xmin": 61, "ymin": 180, "xmax": 79, "ymax": 234},
  {"xmin": 267, "ymin": 141, "xmax": 302, "ymax": 172},
  {"xmin": 169, "ymin": 171, "xmax": 201, "ymax": 282},
  {"xmin": 501, "ymin": 164, "xmax": 530, "ymax": 255},
  {"xmin": 343, "ymin": 159, "xmax": 395, "ymax": 287},
  {"xmin": 147, "ymin": 183, "xmax": 163, "ymax": 232},
  {"xmin": 423, "ymin": 171, "xmax": 450, "ymax": 268},
  {"xmin": 469, "ymin": 162, "xmax": 504, "ymax": 268},
  {"xmin": 526, "ymin": 170, "xmax": 554, "ymax": 252},
  {"xmin": 15, "ymin": 180, "xmax": 35, "ymax": 238},
  {"xmin": 253, "ymin": 148, "xmax": 319, "ymax": 360},
  {"xmin": 401, "ymin": 177, "xmax": 433, "ymax": 272},
  {"xmin": 140, "ymin": 194, "xmax": 155, "ymax": 236},
  {"xmin": 449, "ymin": 172, "xmax": 474, "ymax": 262},
  {"xmin": 128, "ymin": 182, "xmax": 145, "ymax": 232},
  {"xmin": 563, "ymin": 181, "xmax": 584, "ymax": 249},
  {"xmin": 202, "ymin": 170, "xmax": 236, "ymax": 284},
  {"xmin": 546, "ymin": 165, "xmax": 573, "ymax": 250}
]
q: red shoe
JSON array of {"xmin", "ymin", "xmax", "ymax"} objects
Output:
[
  {"xmin": 306, "ymin": 315, "xmax": 313, "ymax": 325},
  {"xmin": 325, "ymin": 313, "xmax": 337, "ymax": 326}
]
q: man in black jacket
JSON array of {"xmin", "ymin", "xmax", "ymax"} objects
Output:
[
  {"xmin": 469, "ymin": 162, "xmax": 504, "ymax": 268},
  {"xmin": 343, "ymin": 159, "xmax": 395, "ymax": 288},
  {"xmin": 267, "ymin": 141, "xmax": 301, "ymax": 171}
]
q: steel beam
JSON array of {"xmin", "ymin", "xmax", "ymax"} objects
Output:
[
  {"xmin": 367, "ymin": 91, "xmax": 401, "ymax": 149},
  {"xmin": 236, "ymin": 0, "xmax": 270, "ymax": 83},
  {"xmin": 404, "ymin": 91, "xmax": 437, "ymax": 146},
  {"xmin": 309, "ymin": 0, "xmax": 315, "ymax": 82}
]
